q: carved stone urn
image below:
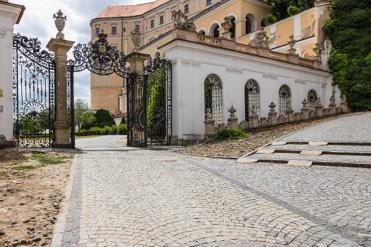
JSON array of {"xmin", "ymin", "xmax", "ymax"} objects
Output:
[{"xmin": 53, "ymin": 10, "xmax": 67, "ymax": 40}]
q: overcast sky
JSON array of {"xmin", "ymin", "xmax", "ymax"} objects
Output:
[{"xmin": 12, "ymin": 0, "xmax": 151, "ymax": 105}]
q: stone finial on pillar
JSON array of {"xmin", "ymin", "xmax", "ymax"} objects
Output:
[
  {"xmin": 301, "ymin": 98, "xmax": 310, "ymax": 120},
  {"xmin": 315, "ymin": 97, "xmax": 324, "ymax": 118},
  {"xmin": 340, "ymin": 95, "xmax": 349, "ymax": 113},
  {"xmin": 328, "ymin": 96, "xmax": 336, "ymax": 115},
  {"xmin": 227, "ymin": 105, "xmax": 238, "ymax": 128},
  {"xmin": 204, "ymin": 108, "xmax": 216, "ymax": 136},
  {"xmin": 53, "ymin": 10, "xmax": 67, "ymax": 40},
  {"xmin": 288, "ymin": 35, "xmax": 297, "ymax": 55},
  {"xmin": 48, "ymin": 10, "xmax": 75, "ymax": 147},
  {"xmin": 221, "ymin": 17, "xmax": 233, "ymax": 40},
  {"xmin": 131, "ymin": 28, "xmax": 142, "ymax": 52},
  {"xmin": 268, "ymin": 102, "xmax": 278, "ymax": 125}
]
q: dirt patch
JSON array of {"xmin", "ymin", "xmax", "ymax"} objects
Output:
[
  {"xmin": 0, "ymin": 150, "xmax": 73, "ymax": 246},
  {"xmin": 183, "ymin": 113, "xmax": 358, "ymax": 158}
]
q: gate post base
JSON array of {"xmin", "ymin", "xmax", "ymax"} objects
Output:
[{"xmin": 53, "ymin": 122, "xmax": 72, "ymax": 148}]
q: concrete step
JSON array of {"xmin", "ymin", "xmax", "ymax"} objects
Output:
[
  {"xmin": 266, "ymin": 144, "xmax": 371, "ymax": 156},
  {"xmin": 238, "ymin": 152, "xmax": 371, "ymax": 168}
]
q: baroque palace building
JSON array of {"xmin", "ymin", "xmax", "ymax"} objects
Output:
[{"xmin": 90, "ymin": 0, "xmax": 330, "ymax": 114}]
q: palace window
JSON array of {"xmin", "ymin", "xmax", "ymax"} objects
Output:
[
  {"xmin": 206, "ymin": 0, "xmax": 212, "ymax": 6},
  {"xmin": 245, "ymin": 14, "xmax": 256, "ymax": 35},
  {"xmin": 135, "ymin": 24, "xmax": 140, "ymax": 31},
  {"xmin": 184, "ymin": 4, "xmax": 189, "ymax": 14},
  {"xmin": 111, "ymin": 26, "xmax": 117, "ymax": 35},
  {"xmin": 95, "ymin": 27, "xmax": 100, "ymax": 35},
  {"xmin": 279, "ymin": 85, "xmax": 292, "ymax": 115},
  {"xmin": 307, "ymin": 89, "xmax": 318, "ymax": 111},
  {"xmin": 245, "ymin": 80, "xmax": 260, "ymax": 120},
  {"xmin": 151, "ymin": 19, "xmax": 155, "ymax": 29},
  {"xmin": 205, "ymin": 74, "xmax": 223, "ymax": 125},
  {"xmin": 160, "ymin": 15, "xmax": 164, "ymax": 25}
]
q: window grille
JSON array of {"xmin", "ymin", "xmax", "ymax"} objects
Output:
[
  {"xmin": 205, "ymin": 75, "xmax": 223, "ymax": 125},
  {"xmin": 279, "ymin": 85, "xmax": 292, "ymax": 115},
  {"xmin": 245, "ymin": 80, "xmax": 260, "ymax": 120}
]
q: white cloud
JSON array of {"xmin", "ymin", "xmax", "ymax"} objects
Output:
[{"xmin": 11, "ymin": 0, "xmax": 152, "ymax": 106}]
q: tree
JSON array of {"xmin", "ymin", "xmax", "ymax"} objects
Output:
[
  {"xmin": 74, "ymin": 99, "xmax": 89, "ymax": 132},
  {"xmin": 95, "ymin": 109, "xmax": 115, "ymax": 128},
  {"xmin": 81, "ymin": 112, "xmax": 96, "ymax": 130},
  {"xmin": 324, "ymin": 0, "xmax": 371, "ymax": 110},
  {"xmin": 266, "ymin": 0, "xmax": 315, "ymax": 22}
]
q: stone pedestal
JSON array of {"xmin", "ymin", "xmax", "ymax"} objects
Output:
[
  {"xmin": 0, "ymin": 1, "xmax": 24, "ymax": 141},
  {"xmin": 340, "ymin": 95, "xmax": 349, "ymax": 113},
  {"xmin": 47, "ymin": 38, "xmax": 74, "ymax": 147},
  {"xmin": 227, "ymin": 105, "xmax": 238, "ymax": 129},
  {"xmin": 301, "ymin": 99, "xmax": 310, "ymax": 120},
  {"xmin": 314, "ymin": 98, "xmax": 324, "ymax": 118},
  {"xmin": 204, "ymin": 109, "xmax": 216, "ymax": 136},
  {"xmin": 268, "ymin": 102, "xmax": 278, "ymax": 126}
]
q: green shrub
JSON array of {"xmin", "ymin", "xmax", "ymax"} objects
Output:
[
  {"xmin": 95, "ymin": 109, "xmax": 115, "ymax": 128},
  {"xmin": 118, "ymin": 124, "xmax": 127, "ymax": 135},
  {"xmin": 88, "ymin": 127, "xmax": 103, "ymax": 135},
  {"xmin": 215, "ymin": 128, "xmax": 249, "ymax": 141},
  {"xmin": 111, "ymin": 125, "xmax": 118, "ymax": 135},
  {"xmin": 120, "ymin": 117, "xmax": 126, "ymax": 124}
]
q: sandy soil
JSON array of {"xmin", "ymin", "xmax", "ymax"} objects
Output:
[{"xmin": 0, "ymin": 149, "xmax": 73, "ymax": 247}]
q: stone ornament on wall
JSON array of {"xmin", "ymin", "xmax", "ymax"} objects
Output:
[
  {"xmin": 172, "ymin": 9, "xmax": 196, "ymax": 32},
  {"xmin": 131, "ymin": 28, "xmax": 142, "ymax": 51}
]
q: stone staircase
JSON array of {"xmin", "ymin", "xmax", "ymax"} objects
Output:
[{"xmin": 237, "ymin": 141, "xmax": 371, "ymax": 168}]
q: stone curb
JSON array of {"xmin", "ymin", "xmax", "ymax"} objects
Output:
[{"xmin": 51, "ymin": 154, "xmax": 80, "ymax": 247}]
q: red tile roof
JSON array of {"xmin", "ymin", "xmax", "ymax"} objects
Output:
[{"xmin": 97, "ymin": 0, "xmax": 170, "ymax": 18}]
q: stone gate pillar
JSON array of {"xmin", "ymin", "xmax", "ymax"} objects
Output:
[
  {"xmin": 0, "ymin": 0, "xmax": 24, "ymax": 142},
  {"xmin": 47, "ymin": 10, "xmax": 74, "ymax": 148}
]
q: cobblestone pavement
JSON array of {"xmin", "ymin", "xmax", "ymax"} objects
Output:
[
  {"xmin": 58, "ymin": 113, "xmax": 371, "ymax": 246},
  {"xmin": 281, "ymin": 112, "xmax": 371, "ymax": 142}
]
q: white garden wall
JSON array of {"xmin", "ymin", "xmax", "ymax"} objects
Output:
[{"xmin": 160, "ymin": 40, "xmax": 339, "ymax": 143}]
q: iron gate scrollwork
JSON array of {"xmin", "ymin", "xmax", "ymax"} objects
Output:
[{"xmin": 12, "ymin": 34, "xmax": 56, "ymax": 148}]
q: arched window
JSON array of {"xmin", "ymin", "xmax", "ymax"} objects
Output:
[
  {"xmin": 245, "ymin": 80, "xmax": 260, "ymax": 120},
  {"xmin": 307, "ymin": 89, "xmax": 318, "ymax": 111},
  {"xmin": 210, "ymin": 23, "xmax": 220, "ymax": 38},
  {"xmin": 198, "ymin": 29, "xmax": 206, "ymax": 35},
  {"xmin": 205, "ymin": 74, "xmax": 223, "ymax": 125},
  {"xmin": 279, "ymin": 85, "xmax": 292, "ymax": 115},
  {"xmin": 245, "ymin": 14, "xmax": 256, "ymax": 35},
  {"xmin": 229, "ymin": 16, "xmax": 236, "ymax": 39}
]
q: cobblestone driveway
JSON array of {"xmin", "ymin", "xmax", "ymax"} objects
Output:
[{"xmin": 58, "ymin": 114, "xmax": 371, "ymax": 247}]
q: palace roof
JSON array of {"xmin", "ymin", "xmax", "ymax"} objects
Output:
[{"xmin": 97, "ymin": 0, "xmax": 170, "ymax": 18}]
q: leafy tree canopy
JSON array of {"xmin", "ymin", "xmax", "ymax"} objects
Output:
[
  {"xmin": 324, "ymin": 0, "xmax": 371, "ymax": 110},
  {"xmin": 95, "ymin": 109, "xmax": 115, "ymax": 128},
  {"xmin": 266, "ymin": 0, "xmax": 315, "ymax": 23}
]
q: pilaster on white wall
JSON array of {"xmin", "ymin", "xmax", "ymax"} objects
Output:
[
  {"xmin": 293, "ymin": 14, "xmax": 301, "ymax": 40},
  {"xmin": 0, "ymin": 1, "xmax": 24, "ymax": 140}
]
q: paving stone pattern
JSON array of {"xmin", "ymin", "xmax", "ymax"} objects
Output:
[
  {"xmin": 281, "ymin": 112, "xmax": 371, "ymax": 143},
  {"xmin": 59, "ymin": 113, "xmax": 371, "ymax": 246},
  {"xmin": 70, "ymin": 149, "xmax": 368, "ymax": 247}
]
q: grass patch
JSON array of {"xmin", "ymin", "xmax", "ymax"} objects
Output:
[
  {"xmin": 13, "ymin": 164, "xmax": 43, "ymax": 171},
  {"xmin": 215, "ymin": 128, "xmax": 250, "ymax": 141},
  {"xmin": 31, "ymin": 152, "xmax": 67, "ymax": 165}
]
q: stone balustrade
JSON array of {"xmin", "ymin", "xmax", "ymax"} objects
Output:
[
  {"xmin": 167, "ymin": 28, "xmax": 326, "ymax": 71},
  {"xmin": 205, "ymin": 95, "xmax": 349, "ymax": 134},
  {"xmin": 237, "ymin": 95, "xmax": 349, "ymax": 130}
]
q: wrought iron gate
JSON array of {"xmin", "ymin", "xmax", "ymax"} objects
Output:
[
  {"xmin": 12, "ymin": 34, "xmax": 56, "ymax": 148},
  {"xmin": 12, "ymin": 34, "xmax": 76, "ymax": 148},
  {"xmin": 127, "ymin": 56, "xmax": 172, "ymax": 147}
]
